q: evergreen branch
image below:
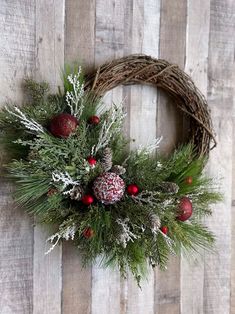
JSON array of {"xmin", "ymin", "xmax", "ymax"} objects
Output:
[{"xmin": 5, "ymin": 106, "xmax": 45, "ymax": 134}]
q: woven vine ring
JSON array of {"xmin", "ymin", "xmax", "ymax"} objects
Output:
[{"xmin": 85, "ymin": 54, "xmax": 216, "ymax": 157}]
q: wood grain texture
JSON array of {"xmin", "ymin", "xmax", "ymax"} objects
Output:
[
  {"xmin": 124, "ymin": 1, "xmax": 160, "ymax": 313},
  {"xmin": 91, "ymin": 1, "xmax": 125, "ymax": 313},
  {"xmin": 155, "ymin": 1, "xmax": 187, "ymax": 313},
  {"xmin": 35, "ymin": 0, "xmax": 65, "ymax": 90},
  {"xmin": 156, "ymin": 0, "xmax": 187, "ymax": 156},
  {"xmin": 33, "ymin": 1, "xmax": 65, "ymax": 313},
  {"xmin": 65, "ymin": 0, "xmax": 95, "ymax": 72},
  {"xmin": 62, "ymin": 1, "xmax": 94, "ymax": 312},
  {"xmin": 204, "ymin": 0, "xmax": 235, "ymax": 313},
  {"xmin": 0, "ymin": 1, "xmax": 35, "ymax": 313},
  {"xmin": 0, "ymin": 1, "xmax": 235, "ymax": 313},
  {"xmin": 180, "ymin": 1, "xmax": 210, "ymax": 313}
]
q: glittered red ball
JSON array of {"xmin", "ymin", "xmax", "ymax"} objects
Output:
[
  {"xmin": 83, "ymin": 227, "xmax": 94, "ymax": 239},
  {"xmin": 88, "ymin": 115, "xmax": 100, "ymax": 125},
  {"xmin": 87, "ymin": 156, "xmax": 97, "ymax": 166},
  {"xmin": 177, "ymin": 197, "xmax": 193, "ymax": 221},
  {"xmin": 185, "ymin": 176, "xmax": 193, "ymax": 185},
  {"xmin": 127, "ymin": 184, "xmax": 139, "ymax": 196},
  {"xmin": 93, "ymin": 172, "xmax": 125, "ymax": 205},
  {"xmin": 81, "ymin": 194, "xmax": 94, "ymax": 206},
  {"xmin": 160, "ymin": 226, "xmax": 168, "ymax": 235},
  {"xmin": 49, "ymin": 113, "xmax": 78, "ymax": 138}
]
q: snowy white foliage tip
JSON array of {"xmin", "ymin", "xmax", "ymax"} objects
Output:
[
  {"xmin": 46, "ymin": 221, "xmax": 77, "ymax": 254},
  {"xmin": 52, "ymin": 171, "xmax": 80, "ymax": 195},
  {"xmin": 5, "ymin": 106, "xmax": 44, "ymax": 133},
  {"xmin": 137, "ymin": 136, "xmax": 163, "ymax": 154},
  {"xmin": 91, "ymin": 104, "xmax": 126, "ymax": 155},
  {"xmin": 66, "ymin": 67, "xmax": 85, "ymax": 118},
  {"xmin": 116, "ymin": 218, "xmax": 139, "ymax": 248}
]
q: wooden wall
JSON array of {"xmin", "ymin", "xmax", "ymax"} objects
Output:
[{"xmin": 0, "ymin": 0, "xmax": 234, "ymax": 313}]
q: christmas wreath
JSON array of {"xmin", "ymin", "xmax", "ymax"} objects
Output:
[{"xmin": 0, "ymin": 55, "xmax": 221, "ymax": 285}]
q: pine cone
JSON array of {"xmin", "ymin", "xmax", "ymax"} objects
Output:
[
  {"xmin": 148, "ymin": 211, "xmax": 161, "ymax": 231},
  {"xmin": 101, "ymin": 147, "xmax": 113, "ymax": 172},
  {"xmin": 161, "ymin": 182, "xmax": 179, "ymax": 194},
  {"xmin": 28, "ymin": 149, "xmax": 39, "ymax": 160},
  {"xmin": 69, "ymin": 185, "xmax": 83, "ymax": 200},
  {"xmin": 111, "ymin": 165, "xmax": 126, "ymax": 175}
]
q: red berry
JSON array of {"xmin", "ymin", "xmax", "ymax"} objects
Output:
[
  {"xmin": 177, "ymin": 197, "xmax": 193, "ymax": 221},
  {"xmin": 127, "ymin": 184, "xmax": 139, "ymax": 196},
  {"xmin": 49, "ymin": 113, "xmax": 78, "ymax": 138},
  {"xmin": 81, "ymin": 194, "xmax": 94, "ymax": 206},
  {"xmin": 160, "ymin": 226, "xmax": 168, "ymax": 235},
  {"xmin": 83, "ymin": 227, "xmax": 94, "ymax": 239},
  {"xmin": 88, "ymin": 115, "xmax": 100, "ymax": 125},
  {"xmin": 87, "ymin": 156, "xmax": 97, "ymax": 166},
  {"xmin": 47, "ymin": 188, "xmax": 58, "ymax": 197},
  {"xmin": 185, "ymin": 176, "xmax": 193, "ymax": 185}
]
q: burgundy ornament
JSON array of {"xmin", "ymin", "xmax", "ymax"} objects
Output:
[
  {"xmin": 88, "ymin": 115, "xmax": 100, "ymax": 125},
  {"xmin": 177, "ymin": 197, "xmax": 193, "ymax": 221},
  {"xmin": 127, "ymin": 184, "xmax": 139, "ymax": 196},
  {"xmin": 93, "ymin": 172, "xmax": 125, "ymax": 205},
  {"xmin": 81, "ymin": 194, "xmax": 94, "ymax": 206},
  {"xmin": 49, "ymin": 113, "xmax": 78, "ymax": 138}
]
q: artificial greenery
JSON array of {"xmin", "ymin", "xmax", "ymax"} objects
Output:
[{"xmin": 0, "ymin": 67, "xmax": 222, "ymax": 286}]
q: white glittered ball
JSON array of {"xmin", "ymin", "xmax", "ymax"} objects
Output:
[{"xmin": 93, "ymin": 172, "xmax": 125, "ymax": 205}]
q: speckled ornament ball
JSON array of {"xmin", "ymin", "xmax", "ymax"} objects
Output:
[
  {"xmin": 93, "ymin": 172, "xmax": 125, "ymax": 205},
  {"xmin": 49, "ymin": 113, "xmax": 78, "ymax": 138},
  {"xmin": 177, "ymin": 196, "xmax": 193, "ymax": 221}
]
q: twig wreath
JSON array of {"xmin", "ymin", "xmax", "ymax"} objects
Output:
[{"xmin": 0, "ymin": 54, "xmax": 221, "ymax": 285}]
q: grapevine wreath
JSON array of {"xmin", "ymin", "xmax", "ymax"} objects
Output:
[{"xmin": 0, "ymin": 55, "xmax": 221, "ymax": 285}]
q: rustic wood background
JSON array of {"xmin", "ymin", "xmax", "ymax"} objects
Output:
[{"xmin": 0, "ymin": 0, "xmax": 234, "ymax": 313}]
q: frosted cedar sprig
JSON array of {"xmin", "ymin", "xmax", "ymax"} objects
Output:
[
  {"xmin": 148, "ymin": 211, "xmax": 161, "ymax": 232},
  {"xmin": 91, "ymin": 105, "xmax": 126, "ymax": 155},
  {"xmin": 52, "ymin": 171, "xmax": 80, "ymax": 195},
  {"xmin": 137, "ymin": 136, "xmax": 163, "ymax": 154},
  {"xmin": 46, "ymin": 219, "xmax": 77, "ymax": 254},
  {"xmin": 66, "ymin": 67, "xmax": 85, "ymax": 118},
  {"xmin": 131, "ymin": 190, "xmax": 162, "ymax": 207},
  {"xmin": 5, "ymin": 106, "xmax": 44, "ymax": 133},
  {"xmin": 116, "ymin": 218, "xmax": 139, "ymax": 248}
]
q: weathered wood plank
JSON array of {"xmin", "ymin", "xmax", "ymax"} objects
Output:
[
  {"xmin": 33, "ymin": 1, "xmax": 65, "ymax": 313},
  {"xmin": 91, "ymin": 1, "xmax": 125, "ymax": 313},
  {"xmin": 122, "ymin": 1, "xmax": 160, "ymax": 313},
  {"xmin": 156, "ymin": 0, "xmax": 187, "ymax": 155},
  {"xmin": 231, "ymin": 114, "xmax": 235, "ymax": 314},
  {"xmin": 62, "ymin": 1, "xmax": 95, "ymax": 313},
  {"xmin": 180, "ymin": 1, "xmax": 210, "ymax": 313},
  {"xmin": 155, "ymin": 1, "xmax": 187, "ymax": 313},
  {"xmin": 65, "ymin": 0, "xmax": 95, "ymax": 72},
  {"xmin": 0, "ymin": 1, "xmax": 35, "ymax": 313},
  {"xmin": 204, "ymin": 0, "xmax": 235, "ymax": 313}
]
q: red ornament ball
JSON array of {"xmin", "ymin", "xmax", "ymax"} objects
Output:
[
  {"xmin": 87, "ymin": 156, "xmax": 97, "ymax": 166},
  {"xmin": 177, "ymin": 197, "xmax": 193, "ymax": 221},
  {"xmin": 127, "ymin": 184, "xmax": 139, "ymax": 196},
  {"xmin": 160, "ymin": 226, "xmax": 168, "ymax": 235},
  {"xmin": 83, "ymin": 227, "xmax": 94, "ymax": 239},
  {"xmin": 185, "ymin": 176, "xmax": 193, "ymax": 185},
  {"xmin": 49, "ymin": 113, "xmax": 78, "ymax": 138},
  {"xmin": 81, "ymin": 194, "xmax": 94, "ymax": 206},
  {"xmin": 93, "ymin": 172, "xmax": 125, "ymax": 205},
  {"xmin": 88, "ymin": 115, "xmax": 100, "ymax": 125}
]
